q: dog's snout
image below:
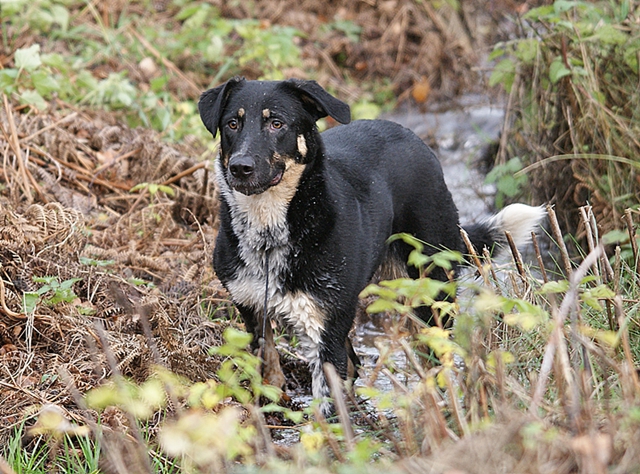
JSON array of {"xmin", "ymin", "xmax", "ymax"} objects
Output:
[{"xmin": 229, "ymin": 155, "xmax": 255, "ymax": 179}]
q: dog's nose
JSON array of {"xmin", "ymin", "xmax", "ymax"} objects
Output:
[{"xmin": 229, "ymin": 156, "xmax": 254, "ymax": 179}]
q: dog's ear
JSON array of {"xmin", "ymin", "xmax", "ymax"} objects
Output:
[
  {"xmin": 284, "ymin": 79, "xmax": 351, "ymax": 124},
  {"xmin": 198, "ymin": 76, "xmax": 245, "ymax": 136}
]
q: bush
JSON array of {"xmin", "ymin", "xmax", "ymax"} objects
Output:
[{"xmin": 490, "ymin": 0, "xmax": 640, "ymax": 238}]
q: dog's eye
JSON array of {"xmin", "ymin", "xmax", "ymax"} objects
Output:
[
  {"xmin": 228, "ymin": 119, "xmax": 238, "ymax": 130},
  {"xmin": 270, "ymin": 120, "xmax": 283, "ymax": 130}
]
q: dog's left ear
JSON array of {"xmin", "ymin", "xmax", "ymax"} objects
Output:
[
  {"xmin": 284, "ymin": 79, "xmax": 351, "ymax": 124},
  {"xmin": 198, "ymin": 76, "xmax": 245, "ymax": 136}
]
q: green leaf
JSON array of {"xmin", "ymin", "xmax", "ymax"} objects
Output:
[
  {"xmin": 538, "ymin": 280, "xmax": 570, "ymax": 294},
  {"xmin": 602, "ymin": 229, "xmax": 630, "ymax": 245},
  {"xmin": 223, "ymin": 327, "xmax": 253, "ymax": 349},
  {"xmin": 592, "ymin": 24, "xmax": 628, "ymax": 45},
  {"xmin": 84, "ymin": 384, "xmax": 121, "ymax": 410},
  {"xmin": 31, "ymin": 70, "xmax": 60, "ymax": 96},
  {"xmin": 408, "ymin": 249, "xmax": 430, "ymax": 269},
  {"xmin": 523, "ymin": 5, "xmax": 555, "ymax": 21},
  {"xmin": 15, "ymin": 45, "xmax": 42, "ymax": 72},
  {"xmin": 19, "ymin": 90, "xmax": 47, "ymax": 110},
  {"xmin": 0, "ymin": 69, "xmax": 19, "ymax": 93},
  {"xmin": 366, "ymin": 298, "xmax": 403, "ymax": 314},
  {"xmin": 549, "ymin": 58, "xmax": 571, "ymax": 84},
  {"xmin": 504, "ymin": 312, "xmax": 544, "ymax": 331},
  {"xmin": 515, "ymin": 39, "xmax": 539, "ymax": 64},
  {"xmin": 23, "ymin": 292, "xmax": 40, "ymax": 314},
  {"xmin": 489, "ymin": 58, "xmax": 515, "ymax": 91},
  {"xmin": 50, "ymin": 4, "xmax": 70, "ymax": 31}
]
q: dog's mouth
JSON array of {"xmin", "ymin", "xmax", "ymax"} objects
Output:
[{"xmin": 228, "ymin": 165, "xmax": 285, "ymax": 196}]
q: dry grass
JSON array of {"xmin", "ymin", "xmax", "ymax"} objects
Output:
[
  {"xmin": 497, "ymin": 3, "xmax": 640, "ymax": 239},
  {"xmin": 0, "ymin": 96, "xmax": 228, "ymax": 447}
]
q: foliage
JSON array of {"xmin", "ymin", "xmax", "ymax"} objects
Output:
[
  {"xmin": 488, "ymin": 0, "xmax": 640, "ymax": 234},
  {"xmin": 484, "ymin": 157, "xmax": 528, "ymax": 209},
  {"xmin": 22, "ymin": 276, "xmax": 81, "ymax": 313},
  {"xmin": 0, "ymin": 0, "xmax": 309, "ymax": 141}
]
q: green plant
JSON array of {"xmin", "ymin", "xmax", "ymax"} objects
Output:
[
  {"xmin": 22, "ymin": 276, "xmax": 81, "ymax": 313},
  {"xmin": 484, "ymin": 157, "xmax": 529, "ymax": 208},
  {"xmin": 488, "ymin": 0, "xmax": 640, "ymax": 234},
  {"xmin": 0, "ymin": 44, "xmax": 62, "ymax": 110}
]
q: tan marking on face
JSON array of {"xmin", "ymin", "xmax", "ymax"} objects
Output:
[
  {"xmin": 262, "ymin": 108, "xmax": 271, "ymax": 118},
  {"xmin": 297, "ymin": 134, "xmax": 307, "ymax": 158},
  {"xmin": 238, "ymin": 108, "xmax": 245, "ymax": 117}
]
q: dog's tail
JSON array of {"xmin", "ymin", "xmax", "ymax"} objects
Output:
[{"xmin": 462, "ymin": 203, "xmax": 546, "ymax": 256}]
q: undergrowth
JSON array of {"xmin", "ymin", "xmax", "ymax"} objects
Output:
[
  {"xmin": 0, "ymin": 0, "xmax": 388, "ymax": 144},
  {"xmin": 4, "ymin": 206, "xmax": 640, "ymax": 473},
  {"xmin": 488, "ymin": 0, "xmax": 640, "ymax": 237}
]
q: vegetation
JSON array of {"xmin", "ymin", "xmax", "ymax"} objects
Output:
[
  {"xmin": 489, "ymin": 0, "xmax": 640, "ymax": 239},
  {"xmin": 1, "ymin": 0, "xmax": 640, "ymax": 472}
]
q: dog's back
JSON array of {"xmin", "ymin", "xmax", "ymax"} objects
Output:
[{"xmin": 321, "ymin": 119, "xmax": 462, "ymax": 280}]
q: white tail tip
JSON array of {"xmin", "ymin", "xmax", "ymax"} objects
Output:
[{"xmin": 494, "ymin": 204, "xmax": 546, "ymax": 247}]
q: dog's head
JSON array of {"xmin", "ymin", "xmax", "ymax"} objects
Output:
[{"xmin": 198, "ymin": 77, "xmax": 351, "ymax": 196}]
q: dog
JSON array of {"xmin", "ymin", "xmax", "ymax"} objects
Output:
[{"xmin": 198, "ymin": 77, "xmax": 544, "ymax": 414}]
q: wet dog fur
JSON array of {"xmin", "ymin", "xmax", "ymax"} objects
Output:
[{"xmin": 198, "ymin": 77, "xmax": 544, "ymax": 414}]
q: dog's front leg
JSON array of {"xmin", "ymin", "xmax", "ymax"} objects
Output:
[{"xmin": 299, "ymin": 324, "xmax": 354, "ymax": 417}]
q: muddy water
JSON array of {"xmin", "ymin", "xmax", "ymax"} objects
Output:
[{"xmin": 274, "ymin": 100, "xmax": 505, "ymax": 443}]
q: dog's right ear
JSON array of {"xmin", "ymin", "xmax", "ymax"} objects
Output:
[
  {"xmin": 198, "ymin": 77, "xmax": 245, "ymax": 136},
  {"xmin": 284, "ymin": 79, "xmax": 351, "ymax": 124}
]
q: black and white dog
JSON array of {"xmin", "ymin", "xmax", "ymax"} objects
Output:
[{"xmin": 199, "ymin": 77, "xmax": 543, "ymax": 413}]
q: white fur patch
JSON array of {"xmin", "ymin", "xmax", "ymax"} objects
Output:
[
  {"xmin": 262, "ymin": 108, "xmax": 270, "ymax": 118},
  {"xmin": 215, "ymin": 154, "xmax": 328, "ymax": 409},
  {"xmin": 238, "ymin": 108, "xmax": 245, "ymax": 117},
  {"xmin": 297, "ymin": 134, "xmax": 307, "ymax": 158},
  {"xmin": 489, "ymin": 204, "xmax": 546, "ymax": 247}
]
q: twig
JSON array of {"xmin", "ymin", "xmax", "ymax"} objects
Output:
[
  {"xmin": 460, "ymin": 227, "xmax": 489, "ymax": 287},
  {"xmin": 481, "ymin": 247, "xmax": 500, "ymax": 291},
  {"xmin": 505, "ymin": 230, "xmax": 526, "ymax": 281},
  {"xmin": 0, "ymin": 454, "xmax": 17, "ymax": 474},
  {"xmin": 531, "ymin": 232, "xmax": 549, "ymax": 284},
  {"xmin": 547, "ymin": 204, "xmax": 573, "ymax": 277},
  {"xmin": 624, "ymin": 208, "xmax": 638, "ymax": 273},
  {"xmin": 0, "ymin": 278, "xmax": 25, "ymax": 320},
  {"xmin": 93, "ymin": 322, "xmax": 154, "ymax": 474},
  {"xmin": 128, "ymin": 27, "xmax": 201, "ymax": 98},
  {"xmin": 613, "ymin": 295, "xmax": 640, "ymax": 395},
  {"xmin": 323, "ymin": 363, "xmax": 355, "ymax": 451},
  {"xmin": 530, "ymin": 245, "xmax": 603, "ymax": 422},
  {"xmin": 313, "ymin": 406, "xmax": 346, "ymax": 462},
  {"xmin": 22, "ymin": 112, "xmax": 78, "ymax": 142},
  {"xmin": 580, "ymin": 205, "xmax": 600, "ymax": 280},
  {"xmin": 1, "ymin": 94, "xmax": 34, "ymax": 202},
  {"xmin": 93, "ymin": 147, "xmax": 141, "ymax": 174},
  {"xmin": 161, "ymin": 161, "xmax": 207, "ymax": 186}
]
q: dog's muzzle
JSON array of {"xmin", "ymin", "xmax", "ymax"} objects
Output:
[{"xmin": 226, "ymin": 156, "xmax": 285, "ymax": 195}]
